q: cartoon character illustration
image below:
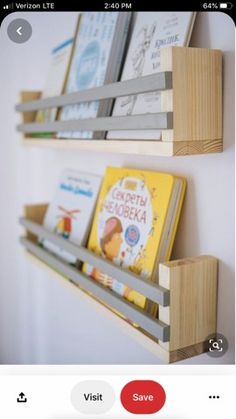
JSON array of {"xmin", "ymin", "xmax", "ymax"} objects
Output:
[
  {"xmin": 87, "ymin": 217, "xmax": 146, "ymax": 307},
  {"xmin": 54, "ymin": 206, "xmax": 80, "ymax": 239},
  {"xmin": 100, "ymin": 217, "xmax": 123, "ymax": 260},
  {"xmin": 89, "ymin": 217, "xmax": 123, "ymax": 287},
  {"xmin": 121, "ymin": 22, "xmax": 157, "ymax": 114}
]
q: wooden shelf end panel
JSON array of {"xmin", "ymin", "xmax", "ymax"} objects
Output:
[
  {"xmin": 161, "ymin": 47, "xmax": 222, "ymax": 142},
  {"xmin": 158, "ymin": 255, "xmax": 218, "ymax": 357}
]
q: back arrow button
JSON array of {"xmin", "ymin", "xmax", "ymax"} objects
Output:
[
  {"xmin": 7, "ymin": 19, "xmax": 32, "ymax": 43},
  {"xmin": 16, "ymin": 26, "xmax": 22, "ymax": 36}
]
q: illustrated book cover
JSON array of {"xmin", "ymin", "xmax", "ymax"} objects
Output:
[
  {"xmin": 83, "ymin": 166, "xmax": 186, "ymax": 315},
  {"xmin": 41, "ymin": 169, "xmax": 101, "ymax": 264},
  {"xmin": 107, "ymin": 12, "xmax": 196, "ymax": 140},
  {"xmin": 34, "ymin": 36, "xmax": 75, "ymax": 137},
  {"xmin": 57, "ymin": 12, "xmax": 131, "ymax": 139}
]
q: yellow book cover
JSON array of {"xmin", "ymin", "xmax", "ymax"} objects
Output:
[{"xmin": 83, "ymin": 166, "xmax": 186, "ymax": 313}]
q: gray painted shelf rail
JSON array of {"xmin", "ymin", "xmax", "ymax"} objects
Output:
[
  {"xmin": 19, "ymin": 216, "xmax": 170, "ymax": 343},
  {"xmin": 16, "ymin": 72, "xmax": 173, "ymax": 134},
  {"xmin": 17, "ymin": 113, "xmax": 173, "ymax": 134},
  {"xmin": 16, "ymin": 72, "xmax": 172, "ymax": 112}
]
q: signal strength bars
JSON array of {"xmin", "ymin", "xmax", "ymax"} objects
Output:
[{"xmin": 3, "ymin": 3, "xmax": 14, "ymax": 9}]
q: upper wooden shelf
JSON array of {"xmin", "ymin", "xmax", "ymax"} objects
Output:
[
  {"xmin": 17, "ymin": 47, "xmax": 223, "ymax": 157},
  {"xmin": 21, "ymin": 137, "xmax": 223, "ymax": 157}
]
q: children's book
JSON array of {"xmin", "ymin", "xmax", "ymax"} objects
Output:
[
  {"xmin": 83, "ymin": 166, "xmax": 186, "ymax": 315},
  {"xmin": 34, "ymin": 36, "xmax": 75, "ymax": 137},
  {"xmin": 57, "ymin": 12, "xmax": 131, "ymax": 139},
  {"xmin": 41, "ymin": 169, "xmax": 101, "ymax": 264},
  {"xmin": 107, "ymin": 12, "xmax": 196, "ymax": 140}
]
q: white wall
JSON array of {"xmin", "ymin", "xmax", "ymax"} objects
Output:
[{"xmin": 0, "ymin": 11, "xmax": 234, "ymax": 364}]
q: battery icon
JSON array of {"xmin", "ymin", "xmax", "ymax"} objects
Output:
[{"xmin": 219, "ymin": 2, "xmax": 233, "ymax": 8}]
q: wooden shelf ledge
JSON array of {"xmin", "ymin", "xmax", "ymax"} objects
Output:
[{"xmin": 21, "ymin": 138, "xmax": 223, "ymax": 157}]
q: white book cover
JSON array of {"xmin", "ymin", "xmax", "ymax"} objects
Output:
[
  {"xmin": 35, "ymin": 37, "xmax": 74, "ymax": 124},
  {"xmin": 42, "ymin": 169, "xmax": 101, "ymax": 264},
  {"xmin": 107, "ymin": 12, "xmax": 196, "ymax": 140},
  {"xmin": 58, "ymin": 12, "xmax": 131, "ymax": 139}
]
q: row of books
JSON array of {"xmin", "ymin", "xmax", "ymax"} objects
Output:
[
  {"xmin": 41, "ymin": 167, "xmax": 186, "ymax": 316},
  {"xmin": 35, "ymin": 11, "xmax": 196, "ymax": 140}
]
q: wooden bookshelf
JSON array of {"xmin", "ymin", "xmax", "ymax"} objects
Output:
[
  {"xmin": 17, "ymin": 45, "xmax": 222, "ymax": 362},
  {"xmin": 20, "ymin": 203, "xmax": 218, "ymax": 363},
  {"xmin": 16, "ymin": 47, "xmax": 223, "ymax": 157}
]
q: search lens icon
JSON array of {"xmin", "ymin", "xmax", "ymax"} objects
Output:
[
  {"xmin": 212, "ymin": 341, "xmax": 220, "ymax": 350},
  {"xmin": 206, "ymin": 333, "xmax": 228, "ymax": 358}
]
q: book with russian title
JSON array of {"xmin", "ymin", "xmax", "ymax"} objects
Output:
[
  {"xmin": 41, "ymin": 169, "xmax": 101, "ymax": 264},
  {"xmin": 107, "ymin": 11, "xmax": 196, "ymax": 140},
  {"xmin": 83, "ymin": 166, "xmax": 186, "ymax": 315}
]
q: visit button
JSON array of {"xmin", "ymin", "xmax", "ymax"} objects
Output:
[{"xmin": 120, "ymin": 380, "xmax": 166, "ymax": 414}]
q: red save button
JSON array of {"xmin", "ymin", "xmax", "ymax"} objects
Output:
[{"xmin": 120, "ymin": 380, "xmax": 166, "ymax": 414}]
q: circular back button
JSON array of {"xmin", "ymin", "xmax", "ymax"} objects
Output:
[
  {"xmin": 7, "ymin": 19, "xmax": 32, "ymax": 44},
  {"xmin": 121, "ymin": 380, "xmax": 166, "ymax": 414}
]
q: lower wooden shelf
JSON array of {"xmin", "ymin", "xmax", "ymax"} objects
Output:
[
  {"xmin": 20, "ymin": 203, "xmax": 218, "ymax": 363},
  {"xmin": 23, "ymin": 250, "xmax": 172, "ymax": 363},
  {"xmin": 21, "ymin": 137, "xmax": 223, "ymax": 157}
]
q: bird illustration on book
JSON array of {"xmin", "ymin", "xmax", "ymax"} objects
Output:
[
  {"xmin": 150, "ymin": 186, "xmax": 158, "ymax": 199},
  {"xmin": 148, "ymin": 211, "xmax": 160, "ymax": 236},
  {"xmin": 54, "ymin": 206, "xmax": 81, "ymax": 239},
  {"xmin": 140, "ymin": 173, "xmax": 147, "ymax": 190},
  {"xmin": 129, "ymin": 244, "xmax": 148, "ymax": 276}
]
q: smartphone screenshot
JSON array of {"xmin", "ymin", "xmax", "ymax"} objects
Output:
[{"xmin": 0, "ymin": 1, "xmax": 235, "ymax": 417}]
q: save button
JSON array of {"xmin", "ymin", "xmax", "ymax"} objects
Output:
[{"xmin": 120, "ymin": 380, "xmax": 166, "ymax": 414}]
